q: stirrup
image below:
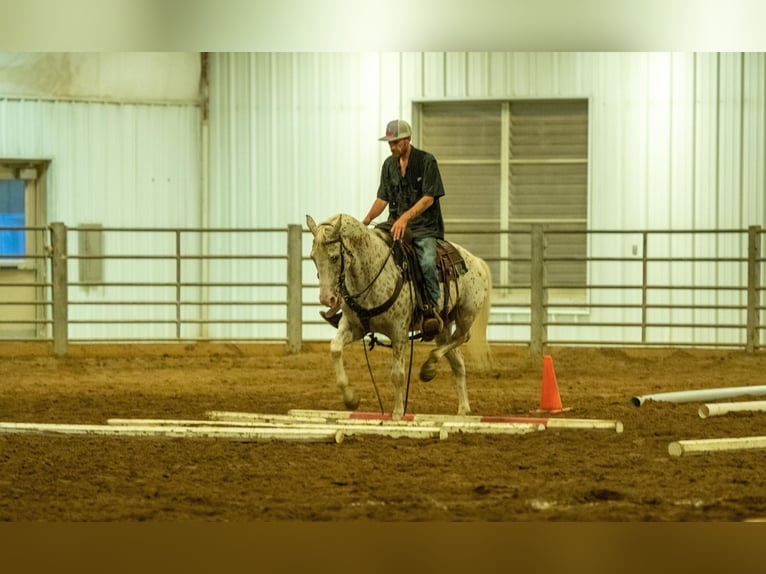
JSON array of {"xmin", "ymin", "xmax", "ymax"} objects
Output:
[{"xmin": 420, "ymin": 307, "xmax": 443, "ymax": 341}]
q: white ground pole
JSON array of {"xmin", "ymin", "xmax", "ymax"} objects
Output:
[
  {"xmin": 208, "ymin": 410, "xmax": 546, "ymax": 431},
  {"xmin": 108, "ymin": 418, "xmax": 450, "ymax": 440},
  {"xmin": 205, "ymin": 411, "xmax": 450, "ymax": 427},
  {"xmin": 204, "ymin": 411, "xmax": 545, "ymax": 438},
  {"xmin": 112, "ymin": 416, "xmax": 543, "ymax": 440},
  {"xmin": 631, "ymin": 385, "xmax": 766, "ymax": 407},
  {"xmin": 698, "ymin": 401, "xmax": 766, "ymax": 418},
  {"xmin": 668, "ymin": 436, "xmax": 766, "ymax": 457},
  {"xmin": 280, "ymin": 409, "xmax": 624, "ymax": 433},
  {"xmin": 0, "ymin": 421, "xmax": 343, "ymax": 443}
]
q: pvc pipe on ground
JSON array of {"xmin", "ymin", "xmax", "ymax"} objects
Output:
[
  {"xmin": 698, "ymin": 401, "xmax": 766, "ymax": 418},
  {"xmin": 110, "ymin": 418, "xmax": 294, "ymax": 427},
  {"xmin": 631, "ymin": 385, "xmax": 766, "ymax": 407},
  {"xmin": 668, "ymin": 436, "xmax": 766, "ymax": 457},
  {"xmin": 285, "ymin": 409, "xmax": 624, "ymax": 432},
  {"xmin": 439, "ymin": 421, "xmax": 545, "ymax": 438},
  {"xmin": 207, "ymin": 411, "xmax": 329, "ymax": 424},
  {"xmin": 206, "ymin": 413, "xmax": 543, "ymax": 436},
  {"xmin": 207, "ymin": 411, "xmax": 444, "ymax": 427},
  {"xmin": 113, "ymin": 417, "xmax": 445, "ymax": 439},
  {"xmin": 546, "ymin": 419, "xmax": 624, "ymax": 433},
  {"xmin": 110, "ymin": 411, "xmax": 621, "ymax": 439},
  {"xmin": 0, "ymin": 421, "xmax": 342, "ymax": 443}
]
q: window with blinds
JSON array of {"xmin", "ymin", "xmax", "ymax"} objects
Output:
[{"xmin": 417, "ymin": 100, "xmax": 588, "ymax": 302}]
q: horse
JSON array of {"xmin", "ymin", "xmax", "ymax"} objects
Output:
[{"xmin": 306, "ymin": 213, "xmax": 493, "ymax": 421}]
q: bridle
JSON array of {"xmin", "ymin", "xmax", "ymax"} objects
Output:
[{"xmin": 322, "ymin": 231, "xmax": 403, "ymax": 335}]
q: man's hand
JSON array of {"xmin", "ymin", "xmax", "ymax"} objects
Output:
[
  {"xmin": 390, "ymin": 196, "xmax": 434, "ymax": 240},
  {"xmin": 390, "ymin": 215, "xmax": 409, "ymax": 241}
]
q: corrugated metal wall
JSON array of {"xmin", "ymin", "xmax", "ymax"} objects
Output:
[
  {"xmin": 208, "ymin": 53, "xmax": 393, "ymax": 339},
  {"xmin": 209, "ymin": 52, "xmax": 766, "ymax": 231},
  {"xmin": 3, "ymin": 52, "xmax": 765, "ymax": 343},
  {"xmin": 1, "ymin": 96, "xmax": 200, "ymax": 340},
  {"xmin": 0, "ymin": 100, "xmax": 199, "ymax": 227},
  {"xmin": 209, "ymin": 52, "xmax": 766, "ymax": 343},
  {"xmin": 0, "ymin": 53, "xmax": 202, "ymax": 340}
]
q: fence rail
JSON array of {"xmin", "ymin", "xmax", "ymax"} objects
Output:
[{"xmin": 0, "ymin": 223, "xmax": 763, "ymax": 356}]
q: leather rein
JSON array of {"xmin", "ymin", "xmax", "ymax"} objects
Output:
[
  {"xmin": 323, "ymin": 233, "xmax": 404, "ymax": 335},
  {"xmin": 321, "ymin": 222, "xmax": 416, "ymax": 416}
]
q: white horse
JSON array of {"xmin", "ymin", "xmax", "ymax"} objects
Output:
[{"xmin": 307, "ymin": 213, "xmax": 493, "ymax": 421}]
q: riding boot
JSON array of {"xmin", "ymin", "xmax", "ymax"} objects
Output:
[{"xmin": 420, "ymin": 304, "xmax": 443, "ymax": 341}]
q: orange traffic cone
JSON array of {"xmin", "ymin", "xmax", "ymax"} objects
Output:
[{"xmin": 532, "ymin": 355, "xmax": 572, "ymax": 414}]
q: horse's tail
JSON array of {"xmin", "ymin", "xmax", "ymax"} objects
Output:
[{"xmin": 462, "ymin": 256, "xmax": 495, "ymax": 372}]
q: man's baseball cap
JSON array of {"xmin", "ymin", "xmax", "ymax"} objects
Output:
[{"xmin": 379, "ymin": 119, "xmax": 412, "ymax": 141}]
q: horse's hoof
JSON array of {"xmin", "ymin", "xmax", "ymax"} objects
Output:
[
  {"xmin": 419, "ymin": 362, "xmax": 436, "ymax": 382},
  {"xmin": 343, "ymin": 390, "xmax": 360, "ymax": 410}
]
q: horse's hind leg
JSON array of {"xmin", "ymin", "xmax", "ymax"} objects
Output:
[
  {"xmin": 445, "ymin": 346, "xmax": 471, "ymax": 416},
  {"xmin": 331, "ymin": 327, "xmax": 359, "ymax": 410},
  {"xmin": 419, "ymin": 327, "xmax": 469, "ymax": 382}
]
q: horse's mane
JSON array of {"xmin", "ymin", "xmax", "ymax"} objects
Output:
[{"xmin": 316, "ymin": 214, "xmax": 387, "ymax": 251}]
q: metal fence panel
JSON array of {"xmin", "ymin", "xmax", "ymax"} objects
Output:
[{"xmin": 1, "ymin": 224, "xmax": 763, "ymax": 354}]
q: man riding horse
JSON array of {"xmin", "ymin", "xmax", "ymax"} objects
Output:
[
  {"xmin": 320, "ymin": 119, "xmax": 443, "ymax": 341},
  {"xmin": 308, "ymin": 212, "xmax": 492, "ymax": 419}
]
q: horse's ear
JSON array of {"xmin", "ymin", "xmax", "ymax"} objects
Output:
[
  {"xmin": 331, "ymin": 214, "xmax": 342, "ymax": 238},
  {"xmin": 306, "ymin": 215, "xmax": 318, "ymax": 236}
]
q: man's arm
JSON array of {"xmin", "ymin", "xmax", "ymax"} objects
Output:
[
  {"xmin": 390, "ymin": 196, "xmax": 434, "ymax": 241},
  {"xmin": 362, "ymin": 198, "xmax": 388, "ymax": 226}
]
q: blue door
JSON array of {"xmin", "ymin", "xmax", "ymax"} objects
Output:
[{"xmin": 0, "ymin": 172, "xmax": 42, "ymax": 339}]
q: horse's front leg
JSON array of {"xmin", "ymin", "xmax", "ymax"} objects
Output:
[
  {"xmin": 331, "ymin": 325, "xmax": 359, "ymax": 410},
  {"xmin": 390, "ymin": 339, "xmax": 407, "ymax": 420},
  {"xmin": 445, "ymin": 346, "xmax": 471, "ymax": 416}
]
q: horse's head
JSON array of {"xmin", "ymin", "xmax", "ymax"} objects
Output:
[
  {"xmin": 307, "ymin": 213, "xmax": 391, "ymax": 325},
  {"xmin": 307, "ymin": 213, "xmax": 347, "ymax": 316}
]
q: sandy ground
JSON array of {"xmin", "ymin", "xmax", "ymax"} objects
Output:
[{"xmin": 1, "ymin": 341, "xmax": 765, "ymax": 521}]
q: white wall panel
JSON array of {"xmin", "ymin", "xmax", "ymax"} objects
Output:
[
  {"xmin": 0, "ymin": 95, "xmax": 200, "ymax": 340},
  {"xmin": 209, "ymin": 52, "xmax": 385, "ymax": 231},
  {"xmin": 208, "ymin": 51, "xmax": 766, "ymax": 233},
  {"xmin": 208, "ymin": 51, "xmax": 766, "ymax": 344},
  {"xmin": 0, "ymin": 99, "xmax": 200, "ymax": 227},
  {"xmin": 382, "ymin": 52, "xmax": 408, "ymax": 119},
  {"xmin": 207, "ymin": 53, "xmax": 392, "ymax": 339},
  {"xmin": 743, "ymin": 53, "xmax": 766, "ymax": 224}
]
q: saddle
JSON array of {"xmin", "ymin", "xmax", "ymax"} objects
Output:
[
  {"xmin": 373, "ymin": 223, "xmax": 468, "ymax": 332},
  {"xmin": 320, "ymin": 222, "xmax": 468, "ymax": 339}
]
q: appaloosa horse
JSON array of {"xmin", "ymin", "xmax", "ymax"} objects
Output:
[{"xmin": 307, "ymin": 213, "xmax": 493, "ymax": 420}]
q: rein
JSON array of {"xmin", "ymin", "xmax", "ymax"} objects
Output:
[
  {"xmin": 322, "ymin": 222, "xmax": 415, "ymax": 415},
  {"xmin": 330, "ymin": 235, "xmax": 403, "ymax": 335}
]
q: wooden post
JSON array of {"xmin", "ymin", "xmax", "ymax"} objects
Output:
[
  {"xmin": 286, "ymin": 224, "xmax": 303, "ymax": 353},
  {"xmin": 746, "ymin": 225, "xmax": 761, "ymax": 352},
  {"xmin": 529, "ymin": 224, "xmax": 545, "ymax": 360},
  {"xmin": 50, "ymin": 222, "xmax": 68, "ymax": 356},
  {"xmin": 641, "ymin": 231, "xmax": 648, "ymax": 344},
  {"xmin": 175, "ymin": 230, "xmax": 182, "ymax": 340}
]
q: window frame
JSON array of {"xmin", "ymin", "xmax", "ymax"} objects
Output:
[
  {"xmin": 413, "ymin": 98, "xmax": 590, "ymax": 305},
  {"xmin": 0, "ymin": 179, "xmax": 28, "ymax": 263}
]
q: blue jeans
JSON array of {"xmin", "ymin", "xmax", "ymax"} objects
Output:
[{"xmin": 413, "ymin": 237, "xmax": 440, "ymax": 307}]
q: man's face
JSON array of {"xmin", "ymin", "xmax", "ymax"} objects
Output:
[{"xmin": 388, "ymin": 136, "xmax": 410, "ymax": 158}]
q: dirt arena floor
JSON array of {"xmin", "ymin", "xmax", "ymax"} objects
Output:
[{"xmin": 1, "ymin": 341, "xmax": 765, "ymax": 522}]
